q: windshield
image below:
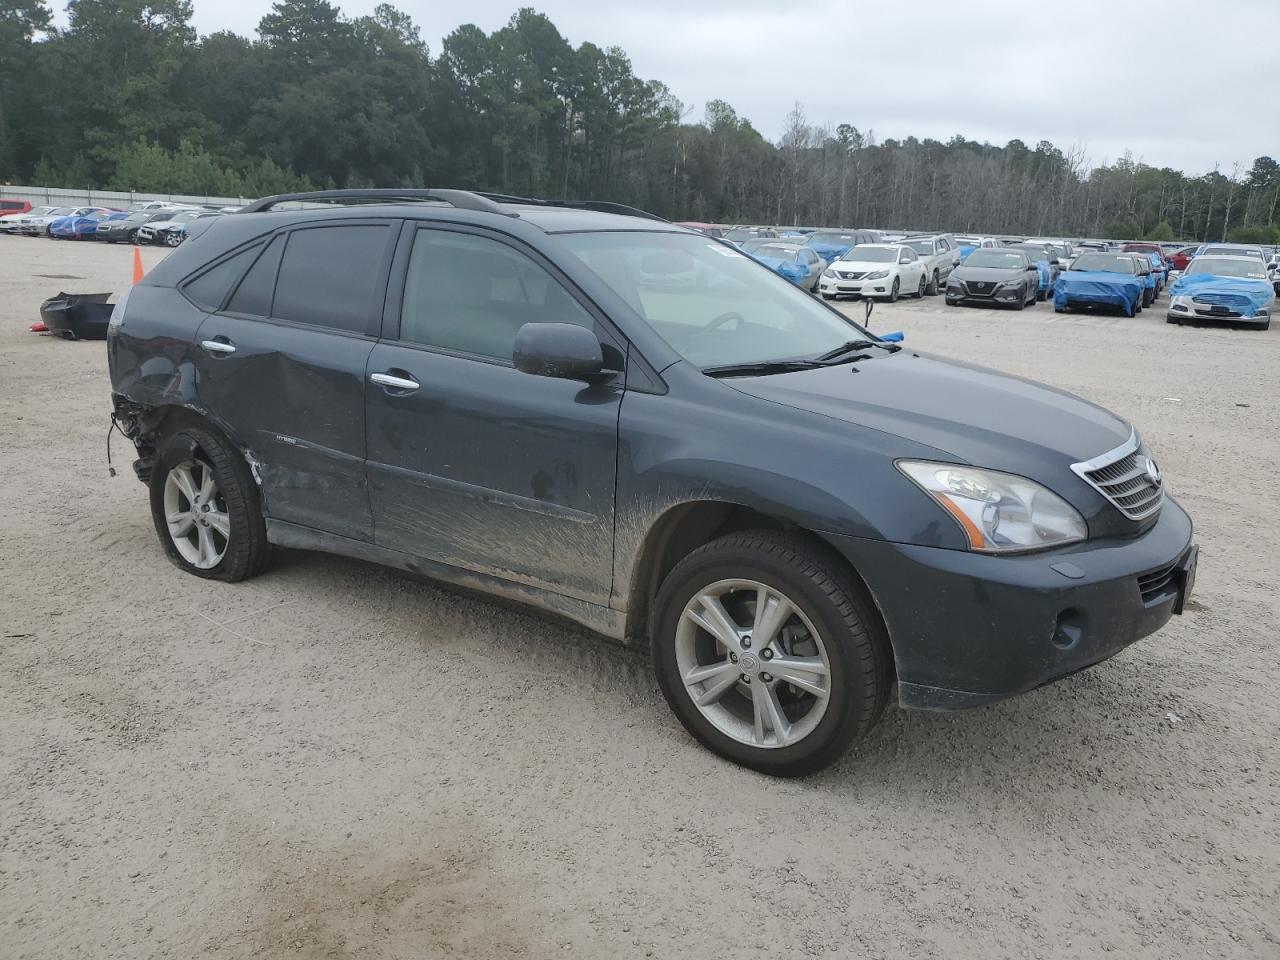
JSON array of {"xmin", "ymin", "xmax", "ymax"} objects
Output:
[
  {"xmin": 1069, "ymin": 253, "xmax": 1136, "ymax": 273},
  {"xmin": 840, "ymin": 245, "xmax": 896, "ymax": 263},
  {"xmin": 1011, "ymin": 246, "xmax": 1050, "ymax": 261},
  {"xmin": 751, "ymin": 244, "xmax": 800, "ymax": 262},
  {"xmin": 964, "ymin": 250, "xmax": 1026, "ymax": 269},
  {"xmin": 1200, "ymin": 246, "xmax": 1263, "ymax": 261},
  {"xmin": 560, "ymin": 232, "xmax": 865, "ymax": 368},
  {"xmin": 739, "ymin": 238, "xmax": 780, "ymax": 254},
  {"xmin": 807, "ymin": 232, "xmax": 856, "ymax": 247},
  {"xmin": 27, "ymin": 206, "xmax": 57, "ymax": 217},
  {"xmin": 902, "ymin": 239, "xmax": 936, "ymax": 255},
  {"xmin": 43, "ymin": 207, "xmax": 72, "ymax": 217},
  {"xmin": 1186, "ymin": 258, "xmax": 1268, "ymax": 279}
]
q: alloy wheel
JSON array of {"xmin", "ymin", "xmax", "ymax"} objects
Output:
[
  {"xmin": 674, "ymin": 579, "xmax": 831, "ymax": 749},
  {"xmin": 162, "ymin": 458, "xmax": 230, "ymax": 569}
]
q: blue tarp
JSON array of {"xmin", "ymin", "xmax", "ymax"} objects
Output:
[
  {"xmin": 1053, "ymin": 271, "xmax": 1144, "ymax": 314},
  {"xmin": 1029, "ymin": 258, "xmax": 1052, "ymax": 292},
  {"xmin": 752, "ymin": 254, "xmax": 808, "ymax": 285},
  {"xmin": 957, "ymin": 244, "xmax": 976, "ymax": 260},
  {"xmin": 1167, "ymin": 273, "xmax": 1273, "ymax": 317}
]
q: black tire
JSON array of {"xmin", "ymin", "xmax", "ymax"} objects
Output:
[
  {"xmin": 925, "ymin": 270, "xmax": 940, "ymax": 296},
  {"xmin": 821, "ymin": 292, "xmax": 834, "ymax": 301},
  {"xmin": 1036, "ymin": 287, "xmax": 1046, "ymax": 301},
  {"xmin": 149, "ymin": 425, "xmax": 269, "ymax": 582},
  {"xmin": 652, "ymin": 531, "xmax": 891, "ymax": 777},
  {"xmin": 915, "ymin": 273, "xmax": 927, "ymax": 298},
  {"xmin": 1166, "ymin": 316, "xmax": 1180, "ymax": 325},
  {"xmin": 887, "ymin": 277, "xmax": 900, "ymax": 302}
]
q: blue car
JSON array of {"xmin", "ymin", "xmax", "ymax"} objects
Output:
[
  {"xmin": 1009, "ymin": 244, "xmax": 1060, "ymax": 301},
  {"xmin": 805, "ymin": 229, "xmax": 880, "ymax": 264},
  {"xmin": 743, "ymin": 240, "xmax": 823, "ymax": 291},
  {"xmin": 49, "ymin": 209, "xmax": 125, "ymax": 240}
]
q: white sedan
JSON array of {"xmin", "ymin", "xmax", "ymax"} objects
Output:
[
  {"xmin": 0, "ymin": 205, "xmax": 63, "ymax": 234},
  {"xmin": 818, "ymin": 243, "xmax": 930, "ymax": 301}
]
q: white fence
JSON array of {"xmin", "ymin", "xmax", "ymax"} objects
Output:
[{"xmin": 1, "ymin": 184, "xmax": 248, "ymax": 209}]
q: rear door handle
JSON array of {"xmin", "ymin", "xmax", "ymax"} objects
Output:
[
  {"xmin": 370, "ymin": 371, "xmax": 420, "ymax": 392},
  {"xmin": 201, "ymin": 337, "xmax": 236, "ymax": 355}
]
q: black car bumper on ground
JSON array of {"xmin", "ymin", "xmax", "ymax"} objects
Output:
[{"xmin": 824, "ymin": 496, "xmax": 1195, "ymax": 710}]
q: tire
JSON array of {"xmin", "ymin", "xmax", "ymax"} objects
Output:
[
  {"xmin": 887, "ymin": 277, "xmax": 900, "ymax": 302},
  {"xmin": 1166, "ymin": 316, "xmax": 1180, "ymax": 325},
  {"xmin": 914, "ymin": 273, "xmax": 927, "ymax": 298},
  {"xmin": 651, "ymin": 531, "xmax": 891, "ymax": 777},
  {"xmin": 149, "ymin": 426, "xmax": 269, "ymax": 582},
  {"xmin": 821, "ymin": 292, "xmax": 834, "ymax": 301},
  {"xmin": 925, "ymin": 270, "xmax": 940, "ymax": 296}
]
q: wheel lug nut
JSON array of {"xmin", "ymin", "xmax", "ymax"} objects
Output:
[
  {"xmin": 729, "ymin": 653, "xmax": 738, "ymax": 664},
  {"xmin": 741, "ymin": 636, "xmax": 752, "ymax": 649},
  {"xmin": 761, "ymin": 673, "xmax": 773, "ymax": 683},
  {"xmin": 741, "ymin": 675, "xmax": 751, "ymax": 683},
  {"xmin": 761, "ymin": 649, "xmax": 773, "ymax": 661}
]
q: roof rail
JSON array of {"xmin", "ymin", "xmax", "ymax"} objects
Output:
[
  {"xmin": 237, "ymin": 188, "xmax": 518, "ymax": 217},
  {"xmin": 472, "ymin": 192, "xmax": 668, "ymax": 224}
]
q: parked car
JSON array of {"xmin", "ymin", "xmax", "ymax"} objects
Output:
[
  {"xmin": 1193, "ymin": 243, "xmax": 1265, "ymax": 262},
  {"xmin": 1121, "ymin": 253, "xmax": 1158, "ymax": 306},
  {"xmin": 1055, "ymin": 252, "xmax": 1148, "ymax": 317},
  {"xmin": 819, "ymin": 243, "xmax": 929, "ymax": 301},
  {"xmin": 944, "ymin": 248, "xmax": 1040, "ymax": 309},
  {"xmin": 1121, "ymin": 243, "xmax": 1169, "ymax": 290},
  {"xmin": 1007, "ymin": 243, "xmax": 1061, "ymax": 301},
  {"xmin": 0, "ymin": 204, "xmax": 60, "ymax": 234},
  {"xmin": 1166, "ymin": 245, "xmax": 1198, "ymax": 272},
  {"xmin": 107, "ymin": 188, "xmax": 1196, "ymax": 777},
  {"xmin": 0, "ymin": 199, "xmax": 32, "ymax": 215},
  {"xmin": 723, "ymin": 226, "xmax": 779, "ymax": 247},
  {"xmin": 954, "ymin": 236, "xmax": 1000, "ymax": 260},
  {"xmin": 49, "ymin": 208, "xmax": 119, "ymax": 240},
  {"xmin": 12, "ymin": 206, "xmax": 79, "ymax": 236},
  {"xmin": 743, "ymin": 241, "xmax": 824, "ymax": 291},
  {"xmin": 96, "ymin": 209, "xmax": 179, "ymax": 244},
  {"xmin": 901, "ymin": 234, "xmax": 961, "ymax": 294},
  {"xmin": 1167, "ymin": 256, "xmax": 1273, "ymax": 329},
  {"xmin": 805, "ymin": 229, "xmax": 880, "ymax": 264},
  {"xmin": 673, "ymin": 221, "xmax": 725, "ymax": 239},
  {"xmin": 138, "ymin": 210, "xmax": 220, "ymax": 246}
]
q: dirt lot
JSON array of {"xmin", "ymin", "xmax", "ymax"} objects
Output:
[{"xmin": 1, "ymin": 237, "xmax": 1277, "ymax": 960}]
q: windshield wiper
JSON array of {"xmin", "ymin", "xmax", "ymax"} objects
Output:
[
  {"xmin": 814, "ymin": 338, "xmax": 900, "ymax": 362},
  {"xmin": 702, "ymin": 359, "xmax": 825, "ymax": 378}
]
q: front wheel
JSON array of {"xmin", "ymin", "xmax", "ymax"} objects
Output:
[
  {"xmin": 652, "ymin": 531, "xmax": 890, "ymax": 777},
  {"xmin": 925, "ymin": 270, "xmax": 940, "ymax": 295},
  {"xmin": 149, "ymin": 426, "xmax": 270, "ymax": 582},
  {"xmin": 914, "ymin": 273, "xmax": 927, "ymax": 298},
  {"xmin": 887, "ymin": 277, "xmax": 900, "ymax": 302}
]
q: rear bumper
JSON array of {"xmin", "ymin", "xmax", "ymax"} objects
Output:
[{"xmin": 822, "ymin": 496, "xmax": 1195, "ymax": 710}]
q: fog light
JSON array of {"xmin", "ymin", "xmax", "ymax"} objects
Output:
[
  {"xmin": 1051, "ymin": 609, "xmax": 1083, "ymax": 650},
  {"xmin": 1172, "ymin": 304, "xmax": 1188, "ymax": 312}
]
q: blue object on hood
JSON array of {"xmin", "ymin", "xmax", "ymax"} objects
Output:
[
  {"xmin": 880, "ymin": 331, "xmax": 905, "ymax": 343},
  {"xmin": 809, "ymin": 243, "xmax": 850, "ymax": 263},
  {"xmin": 752, "ymin": 255, "xmax": 807, "ymax": 285},
  {"xmin": 1053, "ymin": 271, "xmax": 1144, "ymax": 315},
  {"xmin": 1167, "ymin": 273, "xmax": 1273, "ymax": 317}
]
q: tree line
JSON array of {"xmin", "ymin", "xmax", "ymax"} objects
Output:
[{"xmin": 2, "ymin": 0, "xmax": 1277, "ymax": 243}]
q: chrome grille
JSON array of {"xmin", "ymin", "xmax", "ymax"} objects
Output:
[
  {"xmin": 1071, "ymin": 434, "xmax": 1164, "ymax": 521},
  {"xmin": 838, "ymin": 271, "xmax": 866, "ymax": 280},
  {"xmin": 1191, "ymin": 293, "xmax": 1250, "ymax": 315},
  {"xmin": 966, "ymin": 281, "xmax": 995, "ymax": 295}
]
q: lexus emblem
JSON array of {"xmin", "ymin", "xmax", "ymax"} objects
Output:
[{"xmin": 1143, "ymin": 457, "xmax": 1162, "ymax": 486}]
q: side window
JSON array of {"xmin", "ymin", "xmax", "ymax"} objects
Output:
[
  {"xmin": 399, "ymin": 229, "xmax": 594, "ymax": 362},
  {"xmin": 183, "ymin": 243, "xmax": 263, "ymax": 311},
  {"xmin": 939, "ymin": 238, "xmax": 950, "ymax": 252},
  {"xmin": 226, "ymin": 235, "xmax": 285, "ymax": 317},
  {"xmin": 273, "ymin": 225, "xmax": 389, "ymax": 333}
]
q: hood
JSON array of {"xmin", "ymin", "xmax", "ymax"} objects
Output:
[
  {"xmin": 724, "ymin": 352, "xmax": 1131, "ymax": 478},
  {"xmin": 951, "ymin": 264, "xmax": 1027, "ymax": 284},
  {"xmin": 1059, "ymin": 270, "xmax": 1143, "ymax": 292}
]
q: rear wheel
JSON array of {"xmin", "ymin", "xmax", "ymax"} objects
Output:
[
  {"xmin": 925, "ymin": 270, "xmax": 940, "ymax": 296},
  {"xmin": 149, "ymin": 426, "xmax": 269, "ymax": 582},
  {"xmin": 652, "ymin": 532, "xmax": 890, "ymax": 777}
]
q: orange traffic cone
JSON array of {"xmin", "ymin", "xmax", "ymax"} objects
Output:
[{"xmin": 132, "ymin": 247, "xmax": 145, "ymax": 285}]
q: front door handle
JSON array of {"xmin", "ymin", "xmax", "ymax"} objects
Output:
[
  {"xmin": 370, "ymin": 371, "xmax": 420, "ymax": 392},
  {"xmin": 201, "ymin": 337, "xmax": 236, "ymax": 355}
]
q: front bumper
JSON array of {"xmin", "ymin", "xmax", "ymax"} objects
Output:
[
  {"xmin": 819, "ymin": 276, "xmax": 890, "ymax": 298},
  {"xmin": 1168, "ymin": 295, "xmax": 1268, "ymax": 323},
  {"xmin": 823, "ymin": 496, "xmax": 1195, "ymax": 710},
  {"xmin": 945, "ymin": 284, "xmax": 1024, "ymax": 306}
]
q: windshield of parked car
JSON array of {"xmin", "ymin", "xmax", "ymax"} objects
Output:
[
  {"xmin": 807, "ymin": 232, "xmax": 856, "ymax": 246},
  {"xmin": 1185, "ymin": 258, "xmax": 1269, "ymax": 279},
  {"xmin": 560, "ymin": 231, "xmax": 865, "ymax": 368},
  {"xmin": 963, "ymin": 250, "xmax": 1026, "ymax": 269},
  {"xmin": 751, "ymin": 244, "xmax": 801, "ymax": 262},
  {"xmin": 1200, "ymin": 246, "xmax": 1263, "ymax": 261},
  {"xmin": 27, "ymin": 206, "xmax": 57, "ymax": 217},
  {"xmin": 42, "ymin": 207, "xmax": 72, "ymax": 217},
  {"xmin": 1011, "ymin": 246, "xmax": 1050, "ymax": 261},
  {"xmin": 839, "ymin": 246, "xmax": 896, "ymax": 263},
  {"xmin": 739, "ymin": 238, "xmax": 778, "ymax": 254},
  {"xmin": 723, "ymin": 229, "xmax": 756, "ymax": 242},
  {"xmin": 1069, "ymin": 253, "xmax": 1136, "ymax": 273},
  {"xmin": 902, "ymin": 239, "xmax": 936, "ymax": 255}
]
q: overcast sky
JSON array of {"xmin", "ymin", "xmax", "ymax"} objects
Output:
[{"xmin": 54, "ymin": 0, "xmax": 1279, "ymax": 175}]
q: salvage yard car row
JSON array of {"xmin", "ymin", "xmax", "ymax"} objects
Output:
[{"xmin": 0, "ymin": 202, "xmax": 229, "ymax": 246}]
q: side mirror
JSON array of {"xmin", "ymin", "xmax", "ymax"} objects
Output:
[{"xmin": 513, "ymin": 322, "xmax": 609, "ymax": 382}]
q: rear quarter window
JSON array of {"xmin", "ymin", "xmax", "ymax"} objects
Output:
[{"xmin": 181, "ymin": 243, "xmax": 263, "ymax": 311}]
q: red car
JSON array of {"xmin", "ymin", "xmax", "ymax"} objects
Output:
[
  {"xmin": 1121, "ymin": 241, "xmax": 1170, "ymax": 268},
  {"xmin": 1166, "ymin": 245, "xmax": 1198, "ymax": 271},
  {"xmin": 0, "ymin": 199, "xmax": 32, "ymax": 215}
]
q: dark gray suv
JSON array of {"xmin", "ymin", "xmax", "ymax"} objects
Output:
[{"xmin": 107, "ymin": 189, "xmax": 1197, "ymax": 776}]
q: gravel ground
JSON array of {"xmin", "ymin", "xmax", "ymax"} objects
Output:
[{"xmin": 1, "ymin": 238, "xmax": 1277, "ymax": 960}]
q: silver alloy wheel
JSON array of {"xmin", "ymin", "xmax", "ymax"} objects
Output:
[
  {"xmin": 675, "ymin": 578, "xmax": 832, "ymax": 749},
  {"xmin": 162, "ymin": 458, "xmax": 230, "ymax": 569}
]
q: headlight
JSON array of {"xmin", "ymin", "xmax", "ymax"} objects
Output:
[
  {"xmin": 997, "ymin": 279, "xmax": 1023, "ymax": 290},
  {"xmin": 822, "ymin": 268, "xmax": 835, "ymax": 278},
  {"xmin": 865, "ymin": 270, "xmax": 889, "ymax": 280},
  {"xmin": 897, "ymin": 461, "xmax": 1087, "ymax": 553}
]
